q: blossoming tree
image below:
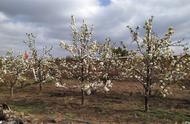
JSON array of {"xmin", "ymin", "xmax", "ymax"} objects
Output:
[
  {"xmin": 97, "ymin": 38, "xmax": 117, "ymax": 92},
  {"xmin": 60, "ymin": 16, "xmax": 115, "ymax": 104},
  {"xmin": 50, "ymin": 58, "xmax": 74, "ymax": 88},
  {"xmin": 124, "ymin": 16, "xmax": 187, "ymax": 112},
  {"xmin": 0, "ymin": 51, "xmax": 28, "ymax": 97},
  {"xmin": 24, "ymin": 33, "xmax": 53, "ymax": 92}
]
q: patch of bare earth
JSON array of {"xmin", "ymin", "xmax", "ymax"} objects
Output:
[{"xmin": 0, "ymin": 80, "xmax": 190, "ymax": 123}]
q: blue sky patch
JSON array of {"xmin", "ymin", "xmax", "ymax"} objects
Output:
[{"xmin": 99, "ymin": 0, "xmax": 111, "ymax": 6}]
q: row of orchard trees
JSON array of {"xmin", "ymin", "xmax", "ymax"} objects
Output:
[
  {"xmin": 60, "ymin": 16, "xmax": 189, "ymax": 112},
  {"xmin": 0, "ymin": 16, "xmax": 115, "ymax": 104},
  {"xmin": 0, "ymin": 16, "xmax": 189, "ymax": 112}
]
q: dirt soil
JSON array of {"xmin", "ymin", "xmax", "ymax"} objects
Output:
[{"xmin": 0, "ymin": 80, "xmax": 190, "ymax": 124}]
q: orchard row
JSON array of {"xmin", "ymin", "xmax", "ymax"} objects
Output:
[{"xmin": 0, "ymin": 16, "xmax": 189, "ymax": 112}]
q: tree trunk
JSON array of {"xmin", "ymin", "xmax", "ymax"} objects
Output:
[
  {"xmin": 39, "ymin": 83, "xmax": 42, "ymax": 92},
  {"xmin": 81, "ymin": 89, "xmax": 84, "ymax": 105},
  {"xmin": 10, "ymin": 87, "xmax": 14, "ymax": 98},
  {"xmin": 80, "ymin": 58, "xmax": 85, "ymax": 105},
  {"xmin": 144, "ymin": 24, "xmax": 151, "ymax": 112},
  {"xmin": 144, "ymin": 88, "xmax": 149, "ymax": 112},
  {"xmin": 149, "ymin": 89, "xmax": 152, "ymax": 96}
]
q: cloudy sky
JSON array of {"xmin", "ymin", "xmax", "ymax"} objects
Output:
[{"xmin": 0, "ymin": 0, "xmax": 190, "ymax": 56}]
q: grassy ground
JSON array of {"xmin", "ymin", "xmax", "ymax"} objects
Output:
[{"xmin": 0, "ymin": 80, "xmax": 190, "ymax": 123}]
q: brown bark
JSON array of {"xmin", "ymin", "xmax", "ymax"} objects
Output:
[
  {"xmin": 39, "ymin": 83, "xmax": 42, "ymax": 92},
  {"xmin": 81, "ymin": 89, "xmax": 84, "ymax": 105},
  {"xmin": 144, "ymin": 88, "xmax": 149, "ymax": 112},
  {"xmin": 10, "ymin": 86, "xmax": 14, "ymax": 98}
]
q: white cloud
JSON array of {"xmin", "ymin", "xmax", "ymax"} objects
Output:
[
  {"xmin": 0, "ymin": 12, "xmax": 8, "ymax": 22},
  {"xmin": 0, "ymin": 0, "xmax": 190, "ymax": 56}
]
